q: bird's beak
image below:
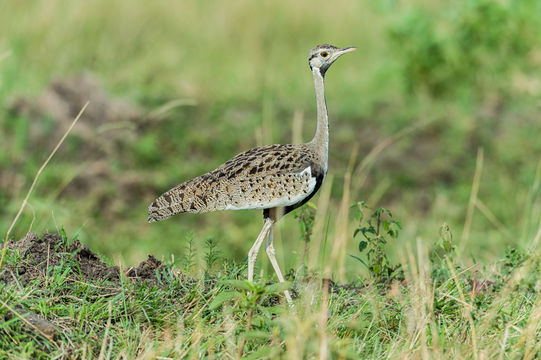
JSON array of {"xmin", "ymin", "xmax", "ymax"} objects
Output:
[
  {"xmin": 340, "ymin": 47, "xmax": 357, "ymax": 54},
  {"xmin": 332, "ymin": 47, "xmax": 357, "ymax": 61}
]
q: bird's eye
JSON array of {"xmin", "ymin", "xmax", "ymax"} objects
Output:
[{"xmin": 320, "ymin": 51, "xmax": 329, "ymax": 58}]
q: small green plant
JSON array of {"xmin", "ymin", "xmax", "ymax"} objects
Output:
[
  {"xmin": 430, "ymin": 222, "xmax": 456, "ymax": 262},
  {"xmin": 181, "ymin": 231, "xmax": 197, "ymax": 273},
  {"xmin": 502, "ymin": 246, "xmax": 526, "ymax": 276},
  {"xmin": 57, "ymin": 225, "xmax": 84, "ymax": 251},
  {"xmin": 350, "ymin": 202, "xmax": 402, "ymax": 281},
  {"xmin": 210, "ymin": 280, "xmax": 291, "ymax": 311},
  {"xmin": 4, "ymin": 248, "xmax": 23, "ymax": 268},
  {"xmin": 204, "ymin": 236, "xmax": 221, "ymax": 275},
  {"xmin": 294, "ymin": 203, "xmax": 317, "ymax": 272},
  {"xmin": 430, "ymin": 222, "xmax": 458, "ymax": 286},
  {"xmin": 58, "ymin": 227, "xmax": 71, "ymax": 251}
]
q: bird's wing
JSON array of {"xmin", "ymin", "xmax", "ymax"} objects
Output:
[{"xmin": 148, "ymin": 144, "xmax": 323, "ymax": 222}]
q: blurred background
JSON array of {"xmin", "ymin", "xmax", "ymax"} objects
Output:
[{"xmin": 1, "ymin": 0, "xmax": 540, "ymax": 280}]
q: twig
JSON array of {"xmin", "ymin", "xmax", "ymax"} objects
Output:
[
  {"xmin": 8, "ymin": 269, "xmax": 23, "ymax": 291},
  {"xmin": 1, "ymin": 102, "xmax": 89, "ymax": 270}
]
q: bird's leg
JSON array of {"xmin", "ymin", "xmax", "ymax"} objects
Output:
[
  {"xmin": 265, "ymin": 224, "xmax": 293, "ymax": 305},
  {"xmin": 248, "ymin": 218, "xmax": 273, "ymax": 282}
]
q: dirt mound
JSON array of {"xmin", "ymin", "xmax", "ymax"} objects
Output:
[
  {"xmin": 0, "ymin": 232, "xmax": 165, "ymax": 288},
  {"xmin": 9, "ymin": 73, "xmax": 143, "ymax": 147},
  {"xmin": 3, "ymin": 74, "xmax": 154, "ymax": 219}
]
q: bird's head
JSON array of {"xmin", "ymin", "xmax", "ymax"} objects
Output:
[{"xmin": 308, "ymin": 44, "xmax": 356, "ymax": 77}]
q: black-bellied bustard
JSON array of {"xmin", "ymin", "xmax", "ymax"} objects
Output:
[{"xmin": 148, "ymin": 44, "xmax": 355, "ymax": 304}]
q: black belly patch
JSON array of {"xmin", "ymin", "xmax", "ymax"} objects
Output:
[{"xmin": 263, "ymin": 173, "xmax": 325, "ymax": 220}]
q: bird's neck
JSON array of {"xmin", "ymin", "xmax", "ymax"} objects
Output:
[{"xmin": 309, "ymin": 67, "xmax": 328, "ymax": 172}]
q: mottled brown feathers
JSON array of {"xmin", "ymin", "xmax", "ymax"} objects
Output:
[{"xmin": 148, "ymin": 143, "xmax": 325, "ymax": 222}]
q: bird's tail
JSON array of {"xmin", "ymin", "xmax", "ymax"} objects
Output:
[
  {"xmin": 148, "ymin": 172, "xmax": 225, "ymax": 222},
  {"xmin": 147, "ymin": 189, "xmax": 180, "ymax": 223},
  {"xmin": 148, "ymin": 178, "xmax": 204, "ymax": 222}
]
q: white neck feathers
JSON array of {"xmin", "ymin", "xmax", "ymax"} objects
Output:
[{"xmin": 309, "ymin": 67, "xmax": 328, "ymax": 172}]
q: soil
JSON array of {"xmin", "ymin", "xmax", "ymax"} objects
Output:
[{"xmin": 0, "ymin": 232, "xmax": 165, "ymax": 288}]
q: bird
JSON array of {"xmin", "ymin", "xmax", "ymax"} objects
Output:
[{"xmin": 148, "ymin": 44, "xmax": 355, "ymax": 304}]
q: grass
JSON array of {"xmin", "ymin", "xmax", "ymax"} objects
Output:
[
  {"xmin": 1, "ymin": 227, "xmax": 540, "ymax": 358},
  {"xmin": 1, "ymin": 0, "xmax": 541, "ymax": 357}
]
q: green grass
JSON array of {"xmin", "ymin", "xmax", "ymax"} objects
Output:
[
  {"xmin": 1, "ymin": 0, "xmax": 541, "ymax": 357},
  {"xmin": 1, "ymin": 228, "xmax": 539, "ymax": 358}
]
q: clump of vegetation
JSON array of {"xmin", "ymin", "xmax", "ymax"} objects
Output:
[
  {"xmin": 350, "ymin": 201, "xmax": 402, "ymax": 282},
  {"xmin": 203, "ymin": 236, "xmax": 221, "ymax": 275},
  {"xmin": 294, "ymin": 203, "xmax": 317, "ymax": 274},
  {"xmin": 389, "ymin": 0, "xmax": 541, "ymax": 98}
]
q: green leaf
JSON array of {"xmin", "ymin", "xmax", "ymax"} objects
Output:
[
  {"xmin": 358, "ymin": 241, "xmax": 368, "ymax": 253},
  {"xmin": 220, "ymin": 280, "xmax": 257, "ymax": 292},
  {"xmin": 349, "ymin": 255, "xmax": 368, "ymax": 267},
  {"xmin": 71, "ymin": 224, "xmax": 85, "ymax": 242},
  {"xmin": 264, "ymin": 281, "xmax": 291, "ymax": 294},
  {"xmin": 209, "ymin": 291, "xmax": 242, "ymax": 310},
  {"xmin": 61, "ymin": 227, "xmax": 68, "ymax": 243},
  {"xmin": 300, "ymin": 222, "xmax": 306, "ymax": 235},
  {"xmin": 444, "ymin": 241, "xmax": 452, "ymax": 253},
  {"xmin": 260, "ymin": 305, "xmax": 285, "ymax": 317}
]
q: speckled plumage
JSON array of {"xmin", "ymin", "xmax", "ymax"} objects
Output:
[{"xmin": 148, "ymin": 143, "xmax": 325, "ymax": 222}]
